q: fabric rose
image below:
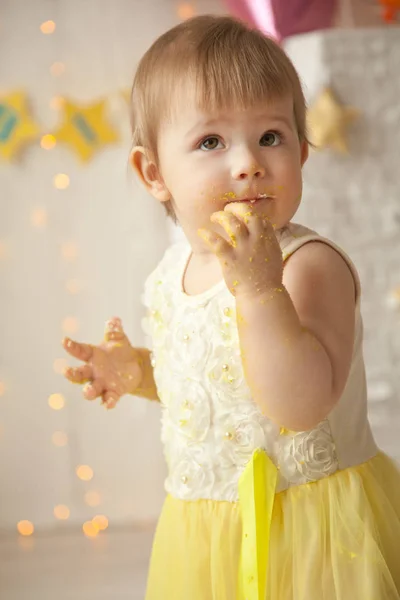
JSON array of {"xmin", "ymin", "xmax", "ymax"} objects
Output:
[
  {"xmin": 164, "ymin": 307, "xmax": 212, "ymax": 376},
  {"xmin": 162, "ymin": 379, "xmax": 211, "ymax": 442},
  {"xmin": 207, "ymin": 346, "xmax": 252, "ymax": 404},
  {"xmin": 280, "ymin": 421, "xmax": 338, "ymax": 484},
  {"xmin": 215, "ymin": 406, "xmax": 269, "ymax": 468},
  {"xmin": 166, "ymin": 450, "xmax": 215, "ymax": 500}
]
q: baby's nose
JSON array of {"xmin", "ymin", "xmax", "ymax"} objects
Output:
[{"xmin": 231, "ymin": 155, "xmax": 266, "ymax": 180}]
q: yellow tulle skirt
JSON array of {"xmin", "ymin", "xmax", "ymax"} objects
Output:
[{"xmin": 145, "ymin": 453, "xmax": 400, "ymax": 600}]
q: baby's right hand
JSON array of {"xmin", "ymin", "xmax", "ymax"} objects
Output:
[{"xmin": 62, "ymin": 317, "xmax": 142, "ymax": 409}]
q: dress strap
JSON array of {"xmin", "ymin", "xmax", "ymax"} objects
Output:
[
  {"xmin": 237, "ymin": 450, "xmax": 278, "ymax": 600},
  {"xmin": 279, "ymin": 223, "xmax": 361, "ymax": 303}
]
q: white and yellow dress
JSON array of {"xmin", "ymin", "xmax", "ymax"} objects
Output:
[{"xmin": 142, "ymin": 223, "xmax": 400, "ymax": 600}]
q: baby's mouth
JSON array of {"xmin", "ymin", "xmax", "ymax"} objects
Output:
[{"xmin": 226, "ymin": 193, "xmax": 274, "ymax": 205}]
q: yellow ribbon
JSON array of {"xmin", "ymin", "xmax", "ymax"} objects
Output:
[{"xmin": 237, "ymin": 449, "xmax": 278, "ymax": 600}]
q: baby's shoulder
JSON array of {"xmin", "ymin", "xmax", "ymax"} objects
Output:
[
  {"xmin": 283, "ymin": 222, "xmax": 361, "ymax": 301},
  {"xmin": 279, "ymin": 222, "xmax": 319, "ymax": 255}
]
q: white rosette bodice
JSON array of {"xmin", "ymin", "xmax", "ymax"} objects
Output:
[{"xmin": 142, "ymin": 224, "xmax": 378, "ymax": 501}]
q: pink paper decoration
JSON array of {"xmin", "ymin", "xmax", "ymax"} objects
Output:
[
  {"xmin": 223, "ymin": 0, "xmax": 338, "ymax": 41},
  {"xmin": 379, "ymin": 0, "xmax": 400, "ymax": 23}
]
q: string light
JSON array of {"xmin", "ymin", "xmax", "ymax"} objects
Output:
[
  {"xmin": 54, "ymin": 505, "xmax": 70, "ymax": 520},
  {"xmin": 53, "ymin": 173, "xmax": 70, "ymax": 190},
  {"xmin": 51, "ymin": 431, "xmax": 68, "ymax": 447},
  {"xmin": 65, "ymin": 279, "xmax": 82, "ymax": 294},
  {"xmin": 50, "ymin": 96, "xmax": 65, "ymax": 110},
  {"xmin": 61, "ymin": 242, "xmax": 79, "ymax": 261},
  {"xmin": 31, "ymin": 208, "xmax": 48, "ymax": 228},
  {"xmin": 48, "ymin": 393, "xmax": 65, "ymax": 410},
  {"xmin": 17, "ymin": 521, "xmax": 34, "ymax": 536},
  {"xmin": 40, "ymin": 8, "xmax": 75, "ymax": 536},
  {"xmin": 62, "ymin": 316, "xmax": 79, "ymax": 335},
  {"xmin": 40, "ymin": 20, "xmax": 56, "ymax": 34},
  {"xmin": 84, "ymin": 491, "xmax": 101, "ymax": 507},
  {"xmin": 386, "ymin": 286, "xmax": 400, "ymax": 310},
  {"xmin": 21, "ymin": 18, "xmax": 112, "ymax": 536},
  {"xmin": 53, "ymin": 358, "xmax": 68, "ymax": 374},
  {"xmin": 82, "ymin": 520, "xmax": 99, "ymax": 538},
  {"xmin": 17, "ymin": 536, "xmax": 35, "ymax": 551},
  {"xmin": 50, "ymin": 62, "xmax": 65, "ymax": 77},
  {"xmin": 177, "ymin": 2, "xmax": 195, "ymax": 20},
  {"xmin": 92, "ymin": 515, "xmax": 109, "ymax": 531},
  {"xmin": 41, "ymin": 134, "xmax": 56, "ymax": 150},
  {"xmin": 76, "ymin": 465, "xmax": 94, "ymax": 481}
]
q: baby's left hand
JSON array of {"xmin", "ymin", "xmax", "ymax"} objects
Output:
[{"xmin": 198, "ymin": 202, "xmax": 283, "ymax": 297}]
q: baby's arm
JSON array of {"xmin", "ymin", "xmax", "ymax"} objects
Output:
[
  {"xmin": 135, "ymin": 348, "xmax": 159, "ymax": 401},
  {"xmin": 63, "ymin": 318, "xmax": 160, "ymax": 406},
  {"xmin": 104, "ymin": 321, "xmax": 159, "ymax": 401},
  {"xmin": 236, "ymin": 242, "xmax": 356, "ymax": 431}
]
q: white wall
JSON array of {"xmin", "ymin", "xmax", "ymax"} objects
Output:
[
  {"xmin": 285, "ymin": 27, "xmax": 400, "ymax": 458},
  {"xmin": 0, "ymin": 0, "xmax": 224, "ymax": 533}
]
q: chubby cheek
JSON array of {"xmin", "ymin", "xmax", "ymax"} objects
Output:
[
  {"xmin": 278, "ymin": 155, "xmax": 303, "ymax": 193},
  {"xmin": 186, "ymin": 179, "xmax": 227, "ymax": 212},
  {"xmin": 170, "ymin": 181, "xmax": 215, "ymax": 218},
  {"xmin": 291, "ymin": 170, "xmax": 303, "ymax": 205},
  {"xmin": 285, "ymin": 166, "xmax": 302, "ymax": 195},
  {"xmin": 204, "ymin": 181, "xmax": 231, "ymax": 206},
  {"xmin": 194, "ymin": 157, "xmax": 229, "ymax": 204},
  {"xmin": 280, "ymin": 178, "xmax": 302, "ymax": 212}
]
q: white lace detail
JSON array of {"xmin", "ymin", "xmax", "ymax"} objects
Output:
[{"xmin": 142, "ymin": 230, "xmax": 340, "ymax": 501}]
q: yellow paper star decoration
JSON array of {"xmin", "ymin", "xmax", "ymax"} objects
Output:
[
  {"xmin": 0, "ymin": 91, "xmax": 40, "ymax": 161},
  {"xmin": 54, "ymin": 98, "xmax": 119, "ymax": 162},
  {"xmin": 386, "ymin": 286, "xmax": 400, "ymax": 311},
  {"xmin": 307, "ymin": 87, "xmax": 359, "ymax": 154}
]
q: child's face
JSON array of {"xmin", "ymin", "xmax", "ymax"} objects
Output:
[{"xmin": 156, "ymin": 95, "xmax": 308, "ymax": 247}]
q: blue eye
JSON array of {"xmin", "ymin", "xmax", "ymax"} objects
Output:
[
  {"xmin": 260, "ymin": 131, "xmax": 281, "ymax": 147},
  {"xmin": 199, "ymin": 136, "xmax": 223, "ymax": 151}
]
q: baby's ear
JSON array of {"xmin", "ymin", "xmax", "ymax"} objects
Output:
[
  {"xmin": 300, "ymin": 140, "xmax": 309, "ymax": 167},
  {"xmin": 130, "ymin": 146, "xmax": 171, "ymax": 202}
]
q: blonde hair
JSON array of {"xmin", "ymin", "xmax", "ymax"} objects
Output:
[{"xmin": 130, "ymin": 15, "xmax": 308, "ymax": 221}]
